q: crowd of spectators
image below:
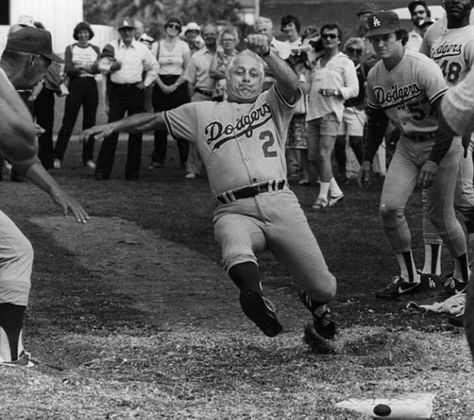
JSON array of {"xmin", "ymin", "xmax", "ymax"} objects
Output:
[{"xmin": 0, "ymin": 2, "xmax": 439, "ymax": 197}]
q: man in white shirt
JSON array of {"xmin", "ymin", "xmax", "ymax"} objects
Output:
[
  {"xmin": 405, "ymin": 0, "xmax": 432, "ymax": 51},
  {"xmin": 95, "ymin": 18, "xmax": 158, "ymax": 180}
]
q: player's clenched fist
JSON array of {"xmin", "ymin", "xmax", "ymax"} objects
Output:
[{"xmin": 245, "ymin": 34, "xmax": 270, "ymax": 57}]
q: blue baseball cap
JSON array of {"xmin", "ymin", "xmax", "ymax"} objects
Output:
[{"xmin": 366, "ymin": 11, "xmax": 400, "ymax": 38}]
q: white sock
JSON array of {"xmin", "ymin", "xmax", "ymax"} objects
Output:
[
  {"xmin": 329, "ymin": 177, "xmax": 343, "ymax": 197},
  {"xmin": 318, "ymin": 182, "xmax": 330, "ymax": 200}
]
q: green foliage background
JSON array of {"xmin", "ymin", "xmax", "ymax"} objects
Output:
[{"xmin": 84, "ymin": 0, "xmax": 243, "ymax": 36}]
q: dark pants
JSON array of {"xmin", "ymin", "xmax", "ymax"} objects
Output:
[
  {"xmin": 54, "ymin": 77, "xmax": 98, "ymax": 164},
  {"xmin": 95, "ymin": 82, "xmax": 145, "ymax": 180},
  {"xmin": 34, "ymin": 88, "xmax": 55, "ymax": 170},
  {"xmin": 151, "ymin": 75, "xmax": 189, "ymax": 167}
]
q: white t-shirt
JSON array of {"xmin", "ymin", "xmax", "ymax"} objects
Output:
[{"xmin": 152, "ymin": 39, "xmax": 190, "ymax": 76}]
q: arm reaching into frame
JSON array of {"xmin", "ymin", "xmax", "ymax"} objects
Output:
[{"xmin": 80, "ymin": 112, "xmax": 167, "ymax": 141}]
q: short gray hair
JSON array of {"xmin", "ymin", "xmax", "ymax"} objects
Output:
[{"xmin": 225, "ymin": 50, "xmax": 264, "ymax": 79}]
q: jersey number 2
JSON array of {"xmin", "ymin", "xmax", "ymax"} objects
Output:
[{"xmin": 260, "ymin": 131, "xmax": 278, "ymax": 157}]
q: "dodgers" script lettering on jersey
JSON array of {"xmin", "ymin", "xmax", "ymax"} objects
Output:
[
  {"xmin": 205, "ymin": 103, "xmax": 272, "ymax": 150},
  {"xmin": 373, "ymin": 83, "xmax": 423, "ymax": 109},
  {"xmin": 430, "ymin": 41, "xmax": 463, "ymax": 61}
]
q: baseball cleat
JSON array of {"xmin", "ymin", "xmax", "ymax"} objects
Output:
[
  {"xmin": 375, "ymin": 275, "xmax": 429, "ymax": 299},
  {"xmin": 312, "ymin": 197, "xmax": 328, "ymax": 210},
  {"xmin": 448, "ymin": 313, "xmax": 464, "ymax": 328},
  {"xmin": 0, "ymin": 351, "xmax": 35, "ymax": 368},
  {"xmin": 299, "ymin": 290, "xmax": 336, "ymax": 339},
  {"xmin": 328, "ymin": 193, "xmax": 344, "ymax": 207},
  {"xmin": 442, "ymin": 275, "xmax": 468, "ymax": 295},
  {"xmin": 85, "ymin": 160, "xmax": 96, "ymax": 170},
  {"xmin": 239, "ymin": 289, "xmax": 282, "ymax": 337}
]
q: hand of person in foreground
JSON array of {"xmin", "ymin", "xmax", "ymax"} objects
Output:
[{"xmin": 80, "ymin": 123, "xmax": 117, "ymax": 142}]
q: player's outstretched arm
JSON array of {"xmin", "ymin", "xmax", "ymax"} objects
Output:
[
  {"xmin": 246, "ymin": 34, "xmax": 299, "ymax": 103},
  {"xmin": 0, "ymin": 70, "xmax": 89, "ymax": 224},
  {"xmin": 80, "ymin": 112, "xmax": 166, "ymax": 142},
  {"xmin": 23, "ymin": 164, "xmax": 89, "ymax": 224}
]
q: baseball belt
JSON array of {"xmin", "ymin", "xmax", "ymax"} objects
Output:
[
  {"xmin": 216, "ymin": 179, "xmax": 287, "ymax": 204},
  {"xmin": 405, "ymin": 131, "xmax": 438, "ymax": 142},
  {"xmin": 195, "ymin": 87, "xmax": 213, "ymax": 98}
]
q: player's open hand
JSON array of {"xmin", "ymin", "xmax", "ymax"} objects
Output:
[
  {"xmin": 358, "ymin": 161, "xmax": 371, "ymax": 188},
  {"xmin": 80, "ymin": 123, "xmax": 116, "ymax": 142},
  {"xmin": 49, "ymin": 187, "xmax": 90, "ymax": 224},
  {"xmin": 417, "ymin": 160, "xmax": 438, "ymax": 189},
  {"xmin": 245, "ymin": 34, "xmax": 270, "ymax": 57}
]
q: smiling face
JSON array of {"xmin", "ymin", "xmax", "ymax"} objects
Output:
[
  {"xmin": 202, "ymin": 25, "xmax": 218, "ymax": 49},
  {"xmin": 77, "ymin": 29, "xmax": 90, "ymax": 46},
  {"xmin": 226, "ymin": 54, "xmax": 263, "ymax": 103},
  {"xmin": 411, "ymin": 4, "xmax": 428, "ymax": 27},
  {"xmin": 165, "ymin": 21, "xmax": 181, "ymax": 38},
  {"xmin": 282, "ymin": 22, "xmax": 299, "ymax": 42}
]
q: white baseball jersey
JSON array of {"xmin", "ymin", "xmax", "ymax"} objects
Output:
[
  {"xmin": 442, "ymin": 66, "xmax": 474, "ymax": 134},
  {"xmin": 430, "ymin": 25, "xmax": 474, "ymax": 87},
  {"xmin": 163, "ymin": 85, "xmax": 299, "ymax": 195},
  {"xmin": 366, "ymin": 50, "xmax": 447, "ymax": 135}
]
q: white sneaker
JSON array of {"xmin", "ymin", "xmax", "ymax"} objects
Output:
[
  {"xmin": 85, "ymin": 160, "xmax": 96, "ymax": 170},
  {"xmin": 0, "ymin": 351, "xmax": 35, "ymax": 367},
  {"xmin": 53, "ymin": 159, "xmax": 61, "ymax": 169},
  {"xmin": 185, "ymin": 172, "xmax": 196, "ymax": 179}
]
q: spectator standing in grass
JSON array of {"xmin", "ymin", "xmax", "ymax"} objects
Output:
[
  {"xmin": 209, "ymin": 25, "xmax": 239, "ymax": 101},
  {"xmin": 149, "ymin": 17, "xmax": 190, "ymax": 169},
  {"xmin": 182, "ymin": 22, "xmax": 204, "ymax": 55},
  {"xmin": 53, "ymin": 21, "xmax": 100, "ymax": 170},
  {"xmin": 281, "ymin": 15, "xmax": 306, "ymax": 183},
  {"xmin": 94, "ymin": 18, "xmax": 158, "ymax": 181},
  {"xmin": 182, "ymin": 22, "xmax": 219, "ymax": 179},
  {"xmin": 29, "ymin": 21, "xmax": 64, "ymax": 174},
  {"xmin": 305, "ymin": 23, "xmax": 358, "ymax": 209},
  {"xmin": 334, "ymin": 37, "xmax": 368, "ymax": 183}
]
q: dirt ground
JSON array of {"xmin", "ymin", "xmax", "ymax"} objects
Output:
[{"xmin": 0, "ymin": 140, "xmax": 473, "ymax": 419}]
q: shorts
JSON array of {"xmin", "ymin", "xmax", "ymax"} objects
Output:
[
  {"xmin": 337, "ymin": 107, "xmax": 366, "ymax": 137},
  {"xmin": 307, "ymin": 113, "xmax": 340, "ymax": 137}
]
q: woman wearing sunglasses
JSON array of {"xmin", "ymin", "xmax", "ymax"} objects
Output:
[
  {"xmin": 305, "ymin": 24, "xmax": 359, "ymax": 210},
  {"xmin": 150, "ymin": 17, "xmax": 191, "ymax": 169}
]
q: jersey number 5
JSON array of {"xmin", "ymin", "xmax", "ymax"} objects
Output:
[{"xmin": 260, "ymin": 130, "xmax": 278, "ymax": 157}]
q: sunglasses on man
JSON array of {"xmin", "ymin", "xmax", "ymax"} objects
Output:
[{"xmin": 321, "ymin": 33, "xmax": 338, "ymax": 40}]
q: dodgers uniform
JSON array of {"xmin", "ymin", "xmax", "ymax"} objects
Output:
[
  {"xmin": 430, "ymin": 25, "xmax": 474, "ymax": 223},
  {"xmin": 163, "ymin": 85, "xmax": 335, "ymax": 299},
  {"xmin": 364, "ymin": 50, "xmax": 467, "ymax": 260}
]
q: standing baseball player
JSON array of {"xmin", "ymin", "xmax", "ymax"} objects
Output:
[
  {"xmin": 423, "ymin": 0, "xmax": 474, "ymax": 295},
  {"xmin": 0, "ymin": 27, "xmax": 89, "ymax": 366},
  {"xmin": 439, "ymin": 34, "xmax": 474, "ymax": 363},
  {"xmin": 358, "ymin": 11, "xmax": 469, "ymax": 299},
  {"xmin": 82, "ymin": 35, "xmax": 337, "ymax": 340}
]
